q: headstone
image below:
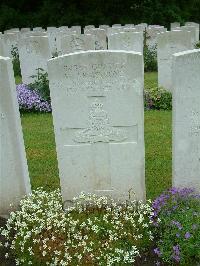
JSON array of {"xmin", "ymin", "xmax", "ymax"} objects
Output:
[
  {"xmin": 84, "ymin": 25, "xmax": 95, "ymax": 31},
  {"xmin": 157, "ymin": 30, "xmax": 193, "ymax": 91},
  {"xmin": 172, "ymin": 49, "xmax": 200, "ymax": 191},
  {"xmin": 135, "ymin": 24, "xmax": 147, "ymax": 32},
  {"xmin": 108, "ymin": 32, "xmax": 143, "ymax": 53},
  {"xmin": 99, "ymin": 25, "xmax": 109, "ymax": 30},
  {"xmin": 0, "ymin": 56, "xmax": 31, "ymax": 217},
  {"xmin": 71, "ymin": 26, "xmax": 82, "ymax": 34},
  {"xmin": 84, "ymin": 28, "xmax": 107, "ymax": 50},
  {"xmin": 4, "ymin": 28, "xmax": 20, "ymax": 33},
  {"xmin": 18, "ymin": 36, "xmax": 51, "ymax": 84},
  {"xmin": 0, "ymin": 34, "xmax": 6, "ymax": 56},
  {"xmin": 112, "ymin": 24, "xmax": 122, "ymax": 28},
  {"xmin": 60, "ymin": 34, "xmax": 95, "ymax": 55},
  {"xmin": 48, "ymin": 50, "xmax": 145, "ymax": 202},
  {"xmin": 21, "ymin": 28, "xmax": 31, "ymax": 33},
  {"xmin": 181, "ymin": 25, "xmax": 199, "ymax": 44},
  {"xmin": 171, "ymin": 22, "xmax": 180, "ymax": 30},
  {"xmin": 33, "ymin": 27, "xmax": 44, "ymax": 32},
  {"xmin": 124, "ymin": 24, "xmax": 135, "ymax": 28},
  {"xmin": 146, "ymin": 26, "xmax": 167, "ymax": 50},
  {"xmin": 107, "ymin": 27, "xmax": 123, "ymax": 36},
  {"xmin": 185, "ymin": 22, "xmax": 199, "ymax": 41},
  {"xmin": 47, "ymin": 27, "xmax": 58, "ymax": 56},
  {"xmin": 3, "ymin": 32, "xmax": 20, "ymax": 57},
  {"xmin": 56, "ymin": 30, "xmax": 77, "ymax": 55},
  {"xmin": 59, "ymin": 26, "xmax": 69, "ymax": 31}
]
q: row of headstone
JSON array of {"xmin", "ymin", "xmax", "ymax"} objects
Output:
[{"xmin": 1, "ymin": 48, "xmax": 200, "ymax": 216}]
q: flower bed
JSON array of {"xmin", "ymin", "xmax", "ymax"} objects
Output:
[
  {"xmin": 0, "ymin": 188, "xmax": 199, "ymax": 265},
  {"xmin": 16, "ymin": 84, "xmax": 51, "ymax": 113}
]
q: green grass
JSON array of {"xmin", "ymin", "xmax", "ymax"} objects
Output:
[
  {"xmin": 19, "ymin": 72, "xmax": 172, "ymax": 200},
  {"xmin": 144, "ymin": 71, "xmax": 158, "ymax": 89},
  {"xmin": 15, "ymin": 75, "xmax": 22, "ymax": 85}
]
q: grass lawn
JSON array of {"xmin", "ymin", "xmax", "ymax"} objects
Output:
[{"xmin": 19, "ymin": 72, "xmax": 172, "ymax": 200}]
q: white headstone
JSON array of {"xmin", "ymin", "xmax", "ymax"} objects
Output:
[
  {"xmin": 21, "ymin": 28, "xmax": 31, "ymax": 33},
  {"xmin": 48, "ymin": 50, "xmax": 145, "ymax": 202},
  {"xmin": 107, "ymin": 27, "xmax": 123, "ymax": 36},
  {"xmin": 99, "ymin": 25, "xmax": 110, "ymax": 31},
  {"xmin": 112, "ymin": 24, "xmax": 122, "ymax": 28},
  {"xmin": 84, "ymin": 25, "xmax": 95, "ymax": 31},
  {"xmin": 47, "ymin": 27, "xmax": 58, "ymax": 56},
  {"xmin": 19, "ymin": 36, "xmax": 51, "ymax": 84},
  {"xmin": 172, "ymin": 49, "xmax": 200, "ymax": 191},
  {"xmin": 108, "ymin": 32, "xmax": 143, "ymax": 53},
  {"xmin": 60, "ymin": 34, "xmax": 95, "ymax": 55},
  {"xmin": 33, "ymin": 27, "xmax": 44, "ymax": 32},
  {"xmin": 71, "ymin": 26, "xmax": 82, "ymax": 34},
  {"xmin": 185, "ymin": 22, "xmax": 199, "ymax": 41},
  {"xmin": 84, "ymin": 28, "xmax": 107, "ymax": 50},
  {"xmin": 0, "ymin": 56, "xmax": 31, "ymax": 217},
  {"xmin": 146, "ymin": 26, "xmax": 167, "ymax": 50},
  {"xmin": 3, "ymin": 32, "xmax": 20, "ymax": 57},
  {"xmin": 181, "ymin": 25, "xmax": 199, "ymax": 44},
  {"xmin": 0, "ymin": 34, "xmax": 6, "ymax": 56},
  {"xmin": 171, "ymin": 22, "xmax": 180, "ymax": 30},
  {"xmin": 157, "ymin": 30, "xmax": 193, "ymax": 91}
]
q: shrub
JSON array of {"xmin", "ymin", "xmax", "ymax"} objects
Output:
[
  {"xmin": 16, "ymin": 84, "xmax": 51, "ymax": 112},
  {"xmin": 11, "ymin": 46, "xmax": 21, "ymax": 77},
  {"xmin": 29, "ymin": 68, "xmax": 50, "ymax": 103},
  {"xmin": 0, "ymin": 189, "xmax": 154, "ymax": 265},
  {"xmin": 144, "ymin": 45, "xmax": 158, "ymax": 72},
  {"xmin": 151, "ymin": 187, "xmax": 200, "ymax": 265},
  {"xmin": 144, "ymin": 86, "xmax": 172, "ymax": 110},
  {"xmin": 195, "ymin": 42, "xmax": 200, "ymax": 49}
]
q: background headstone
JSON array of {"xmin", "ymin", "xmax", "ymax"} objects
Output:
[
  {"xmin": 60, "ymin": 34, "xmax": 95, "ymax": 55},
  {"xmin": 84, "ymin": 28, "xmax": 107, "ymax": 50},
  {"xmin": 108, "ymin": 32, "xmax": 143, "ymax": 53},
  {"xmin": 172, "ymin": 49, "xmax": 200, "ymax": 191},
  {"xmin": 157, "ymin": 30, "xmax": 193, "ymax": 91},
  {"xmin": 0, "ymin": 56, "xmax": 31, "ymax": 217},
  {"xmin": 19, "ymin": 36, "xmax": 51, "ymax": 84}
]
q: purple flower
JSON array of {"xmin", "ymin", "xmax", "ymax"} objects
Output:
[
  {"xmin": 185, "ymin": 232, "xmax": 191, "ymax": 239},
  {"xmin": 16, "ymin": 84, "xmax": 51, "ymax": 112},
  {"xmin": 172, "ymin": 220, "xmax": 182, "ymax": 230},
  {"xmin": 154, "ymin": 247, "xmax": 162, "ymax": 257},
  {"xmin": 172, "ymin": 245, "xmax": 181, "ymax": 262},
  {"xmin": 176, "ymin": 233, "xmax": 180, "ymax": 238}
]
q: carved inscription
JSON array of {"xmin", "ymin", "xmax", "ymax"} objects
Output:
[
  {"xmin": 190, "ymin": 110, "xmax": 200, "ymax": 136},
  {"xmin": 64, "ymin": 63, "xmax": 133, "ymax": 95},
  {"xmin": 25, "ymin": 40, "xmax": 40, "ymax": 54},
  {"xmin": 70, "ymin": 36, "xmax": 85, "ymax": 51},
  {"xmin": 74, "ymin": 99, "xmax": 127, "ymax": 143}
]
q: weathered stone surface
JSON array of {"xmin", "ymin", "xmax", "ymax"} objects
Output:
[
  {"xmin": 3, "ymin": 32, "xmax": 20, "ymax": 57},
  {"xmin": 172, "ymin": 49, "xmax": 200, "ymax": 191},
  {"xmin": 70, "ymin": 26, "xmax": 82, "ymax": 34},
  {"xmin": 48, "ymin": 51, "xmax": 145, "ymax": 202},
  {"xmin": 146, "ymin": 26, "xmax": 167, "ymax": 50},
  {"xmin": 185, "ymin": 22, "xmax": 199, "ymax": 42},
  {"xmin": 18, "ymin": 36, "xmax": 51, "ymax": 84},
  {"xmin": 47, "ymin": 27, "xmax": 58, "ymax": 56},
  {"xmin": 0, "ymin": 56, "xmax": 31, "ymax": 217},
  {"xmin": 181, "ymin": 25, "xmax": 199, "ymax": 44},
  {"xmin": 108, "ymin": 32, "xmax": 143, "ymax": 53},
  {"xmin": 157, "ymin": 30, "xmax": 193, "ymax": 91},
  {"xmin": 60, "ymin": 34, "xmax": 95, "ymax": 55},
  {"xmin": 170, "ymin": 22, "xmax": 180, "ymax": 30},
  {"xmin": 84, "ymin": 28, "xmax": 107, "ymax": 50}
]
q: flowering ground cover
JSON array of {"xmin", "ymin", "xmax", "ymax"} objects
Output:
[{"xmin": 1, "ymin": 188, "xmax": 199, "ymax": 265}]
